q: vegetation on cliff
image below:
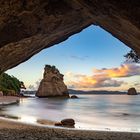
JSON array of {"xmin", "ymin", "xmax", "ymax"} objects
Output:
[
  {"xmin": 0, "ymin": 73, "xmax": 25, "ymax": 95},
  {"xmin": 124, "ymin": 50, "xmax": 140, "ymax": 63}
]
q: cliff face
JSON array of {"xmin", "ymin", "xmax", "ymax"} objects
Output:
[
  {"xmin": 36, "ymin": 65, "xmax": 69, "ymax": 97},
  {"xmin": 0, "ymin": 0, "xmax": 140, "ymax": 72}
]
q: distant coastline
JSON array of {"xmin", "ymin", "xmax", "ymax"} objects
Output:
[
  {"xmin": 69, "ymin": 89, "xmax": 139, "ymax": 95},
  {"xmin": 24, "ymin": 89, "xmax": 140, "ymax": 96}
]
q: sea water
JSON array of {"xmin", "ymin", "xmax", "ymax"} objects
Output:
[{"xmin": 1, "ymin": 94, "xmax": 140, "ymax": 132}]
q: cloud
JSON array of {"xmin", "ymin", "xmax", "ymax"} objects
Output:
[
  {"xmin": 70, "ymin": 55, "xmax": 89, "ymax": 61},
  {"xmin": 93, "ymin": 63, "xmax": 140, "ymax": 78},
  {"xmin": 66, "ymin": 74, "xmax": 124, "ymax": 89},
  {"xmin": 65, "ymin": 63, "xmax": 140, "ymax": 90},
  {"xmin": 134, "ymin": 83, "xmax": 140, "ymax": 89}
]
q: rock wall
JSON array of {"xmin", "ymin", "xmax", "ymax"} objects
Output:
[
  {"xmin": 36, "ymin": 65, "xmax": 69, "ymax": 97},
  {"xmin": 0, "ymin": 0, "xmax": 140, "ymax": 72}
]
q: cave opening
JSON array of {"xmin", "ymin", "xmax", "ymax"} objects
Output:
[
  {"xmin": 6, "ymin": 25, "xmax": 140, "ymax": 92},
  {"xmin": 1, "ymin": 24, "xmax": 140, "ymax": 132}
]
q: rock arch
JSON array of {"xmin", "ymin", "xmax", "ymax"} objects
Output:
[{"xmin": 0, "ymin": 0, "xmax": 140, "ymax": 72}]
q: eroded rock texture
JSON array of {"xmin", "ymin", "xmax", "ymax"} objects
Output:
[
  {"xmin": 0, "ymin": 0, "xmax": 140, "ymax": 72},
  {"xmin": 36, "ymin": 65, "xmax": 69, "ymax": 97}
]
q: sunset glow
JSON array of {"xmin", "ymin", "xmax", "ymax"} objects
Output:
[{"xmin": 65, "ymin": 63, "xmax": 140, "ymax": 91}]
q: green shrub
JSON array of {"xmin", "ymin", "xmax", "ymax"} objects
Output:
[{"xmin": 0, "ymin": 73, "xmax": 25, "ymax": 95}]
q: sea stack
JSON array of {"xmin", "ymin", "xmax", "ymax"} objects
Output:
[
  {"xmin": 127, "ymin": 87, "xmax": 138, "ymax": 95},
  {"xmin": 36, "ymin": 65, "xmax": 69, "ymax": 98}
]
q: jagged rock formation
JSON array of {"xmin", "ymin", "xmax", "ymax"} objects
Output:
[
  {"xmin": 0, "ymin": 0, "xmax": 140, "ymax": 72},
  {"xmin": 127, "ymin": 87, "xmax": 138, "ymax": 95},
  {"xmin": 36, "ymin": 65, "xmax": 69, "ymax": 97}
]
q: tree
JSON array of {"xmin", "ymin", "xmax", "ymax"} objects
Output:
[
  {"xmin": 124, "ymin": 50, "xmax": 140, "ymax": 63},
  {"xmin": 0, "ymin": 73, "xmax": 25, "ymax": 95}
]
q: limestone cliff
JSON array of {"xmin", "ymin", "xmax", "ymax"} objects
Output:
[{"xmin": 36, "ymin": 65, "xmax": 69, "ymax": 97}]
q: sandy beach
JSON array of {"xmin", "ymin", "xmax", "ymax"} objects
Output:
[{"xmin": 0, "ymin": 118, "xmax": 139, "ymax": 140}]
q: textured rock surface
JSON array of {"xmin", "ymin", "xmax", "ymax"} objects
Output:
[
  {"xmin": 61, "ymin": 119, "xmax": 75, "ymax": 126},
  {"xmin": 55, "ymin": 118, "xmax": 75, "ymax": 128},
  {"xmin": 0, "ymin": 0, "xmax": 140, "ymax": 72},
  {"xmin": 36, "ymin": 65, "xmax": 69, "ymax": 97},
  {"xmin": 127, "ymin": 87, "xmax": 138, "ymax": 95}
]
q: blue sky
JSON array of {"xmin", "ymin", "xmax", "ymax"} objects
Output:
[{"xmin": 7, "ymin": 25, "xmax": 140, "ymax": 91}]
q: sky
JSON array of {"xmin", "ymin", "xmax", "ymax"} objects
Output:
[{"xmin": 7, "ymin": 25, "xmax": 140, "ymax": 92}]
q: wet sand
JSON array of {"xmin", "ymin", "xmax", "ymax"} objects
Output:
[{"xmin": 0, "ymin": 119, "xmax": 140, "ymax": 140}]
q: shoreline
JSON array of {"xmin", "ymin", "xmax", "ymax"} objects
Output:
[
  {"xmin": 0, "ymin": 96, "xmax": 140, "ymax": 139},
  {"xmin": 0, "ymin": 118, "xmax": 139, "ymax": 140},
  {"xmin": 0, "ymin": 96, "xmax": 19, "ymax": 106}
]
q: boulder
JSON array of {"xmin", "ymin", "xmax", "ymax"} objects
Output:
[
  {"xmin": 71, "ymin": 95, "xmax": 78, "ymax": 99},
  {"xmin": 54, "ymin": 119, "xmax": 75, "ymax": 128},
  {"xmin": 61, "ymin": 118, "xmax": 75, "ymax": 127},
  {"xmin": 54, "ymin": 122, "xmax": 63, "ymax": 126},
  {"xmin": 36, "ymin": 65, "xmax": 69, "ymax": 97},
  {"xmin": 127, "ymin": 87, "xmax": 138, "ymax": 95}
]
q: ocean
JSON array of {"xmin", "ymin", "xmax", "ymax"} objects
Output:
[{"xmin": 1, "ymin": 94, "xmax": 140, "ymax": 132}]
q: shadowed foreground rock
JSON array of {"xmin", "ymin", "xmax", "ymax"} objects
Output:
[
  {"xmin": 55, "ymin": 118, "xmax": 75, "ymax": 128},
  {"xmin": 36, "ymin": 65, "xmax": 69, "ymax": 97},
  {"xmin": 61, "ymin": 118, "xmax": 75, "ymax": 127},
  {"xmin": 0, "ymin": 0, "xmax": 140, "ymax": 72}
]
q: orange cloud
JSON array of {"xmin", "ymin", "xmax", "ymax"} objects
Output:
[
  {"xmin": 93, "ymin": 63, "xmax": 140, "ymax": 78},
  {"xmin": 65, "ymin": 63, "xmax": 140, "ymax": 90}
]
